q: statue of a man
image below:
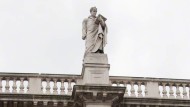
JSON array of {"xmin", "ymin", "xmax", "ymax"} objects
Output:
[{"xmin": 82, "ymin": 7, "xmax": 108, "ymax": 57}]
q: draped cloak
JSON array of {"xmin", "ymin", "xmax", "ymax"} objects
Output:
[{"xmin": 82, "ymin": 16, "xmax": 108, "ymax": 57}]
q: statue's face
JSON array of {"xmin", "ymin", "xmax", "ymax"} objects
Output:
[{"xmin": 90, "ymin": 9, "xmax": 97, "ymax": 17}]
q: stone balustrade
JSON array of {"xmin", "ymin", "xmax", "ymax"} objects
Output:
[
  {"xmin": 0, "ymin": 73, "xmax": 189, "ymax": 100},
  {"xmin": 0, "ymin": 73, "xmax": 80, "ymax": 95},
  {"xmin": 110, "ymin": 76, "xmax": 190, "ymax": 99}
]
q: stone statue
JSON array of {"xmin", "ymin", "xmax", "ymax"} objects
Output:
[{"xmin": 82, "ymin": 7, "xmax": 108, "ymax": 57}]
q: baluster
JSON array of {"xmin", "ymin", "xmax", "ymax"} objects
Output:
[
  {"xmin": 112, "ymin": 81, "xmax": 116, "ymax": 86},
  {"xmin": 26, "ymin": 79, "xmax": 29, "ymax": 93},
  {"xmin": 0, "ymin": 77, "xmax": 2, "ymax": 93},
  {"xmin": 46, "ymin": 78, "xmax": 51, "ymax": 94},
  {"xmin": 116, "ymin": 81, "xmax": 120, "ymax": 86},
  {"xmin": 169, "ymin": 83, "xmax": 174, "ymax": 98},
  {"xmin": 53, "ymin": 79, "xmax": 58, "ymax": 94},
  {"xmin": 144, "ymin": 82, "xmax": 148, "ymax": 97},
  {"xmin": 20, "ymin": 78, "xmax": 24, "ymax": 93},
  {"xmin": 41, "ymin": 80, "xmax": 44, "ymax": 93},
  {"xmin": 12, "ymin": 79, "xmax": 17, "ymax": 93},
  {"xmin": 67, "ymin": 79, "xmax": 72, "ymax": 95},
  {"xmin": 5, "ymin": 78, "xmax": 10, "ymax": 93},
  {"xmin": 24, "ymin": 79, "xmax": 28, "ymax": 93},
  {"xmin": 182, "ymin": 84, "xmax": 188, "ymax": 99},
  {"xmin": 176, "ymin": 83, "xmax": 181, "ymax": 98},
  {"xmin": 60, "ymin": 79, "xmax": 65, "ymax": 95},
  {"xmin": 137, "ymin": 82, "xmax": 143, "ymax": 97},
  {"xmin": 162, "ymin": 83, "xmax": 167, "ymax": 98},
  {"xmin": 130, "ymin": 82, "xmax": 135, "ymax": 97},
  {"xmin": 124, "ymin": 82, "xmax": 128, "ymax": 97}
]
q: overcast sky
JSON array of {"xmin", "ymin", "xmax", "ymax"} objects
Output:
[{"xmin": 0, "ymin": 0, "xmax": 190, "ymax": 79}]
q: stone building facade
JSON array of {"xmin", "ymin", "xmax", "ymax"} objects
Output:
[{"xmin": 0, "ymin": 54, "xmax": 190, "ymax": 107}]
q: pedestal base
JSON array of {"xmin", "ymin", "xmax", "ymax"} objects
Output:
[
  {"xmin": 82, "ymin": 53, "xmax": 110, "ymax": 85},
  {"xmin": 72, "ymin": 85, "xmax": 126, "ymax": 107}
]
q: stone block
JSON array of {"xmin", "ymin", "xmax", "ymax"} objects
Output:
[
  {"xmin": 83, "ymin": 53, "xmax": 108, "ymax": 64},
  {"xmin": 82, "ymin": 53, "xmax": 110, "ymax": 85}
]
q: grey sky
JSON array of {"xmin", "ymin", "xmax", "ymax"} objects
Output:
[{"xmin": 0, "ymin": 0, "xmax": 190, "ymax": 79}]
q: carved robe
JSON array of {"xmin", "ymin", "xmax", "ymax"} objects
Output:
[{"xmin": 82, "ymin": 16, "xmax": 108, "ymax": 57}]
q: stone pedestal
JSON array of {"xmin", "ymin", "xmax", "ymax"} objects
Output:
[
  {"xmin": 72, "ymin": 53, "xmax": 125, "ymax": 107},
  {"xmin": 72, "ymin": 85, "xmax": 126, "ymax": 107},
  {"xmin": 82, "ymin": 53, "xmax": 110, "ymax": 85}
]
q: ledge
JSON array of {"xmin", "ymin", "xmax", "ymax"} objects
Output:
[{"xmin": 122, "ymin": 97, "xmax": 190, "ymax": 106}]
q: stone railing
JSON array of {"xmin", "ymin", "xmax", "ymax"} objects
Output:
[
  {"xmin": 0, "ymin": 73, "xmax": 80, "ymax": 95},
  {"xmin": 110, "ymin": 76, "xmax": 190, "ymax": 99},
  {"xmin": 0, "ymin": 73, "xmax": 189, "ymax": 99}
]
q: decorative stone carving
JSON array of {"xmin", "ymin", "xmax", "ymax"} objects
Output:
[
  {"xmin": 111, "ymin": 93, "xmax": 124, "ymax": 107},
  {"xmin": 72, "ymin": 85, "xmax": 125, "ymax": 107},
  {"xmin": 73, "ymin": 93, "xmax": 87, "ymax": 107}
]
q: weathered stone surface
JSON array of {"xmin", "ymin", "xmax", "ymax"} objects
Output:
[
  {"xmin": 83, "ymin": 53, "xmax": 108, "ymax": 64},
  {"xmin": 82, "ymin": 7, "xmax": 108, "ymax": 57},
  {"xmin": 72, "ymin": 85, "xmax": 126, "ymax": 107},
  {"xmin": 82, "ymin": 53, "xmax": 110, "ymax": 85}
]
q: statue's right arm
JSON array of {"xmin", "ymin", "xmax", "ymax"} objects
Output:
[{"xmin": 82, "ymin": 18, "xmax": 87, "ymax": 40}]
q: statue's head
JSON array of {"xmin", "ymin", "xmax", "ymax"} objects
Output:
[{"xmin": 90, "ymin": 7, "xmax": 97, "ymax": 17}]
